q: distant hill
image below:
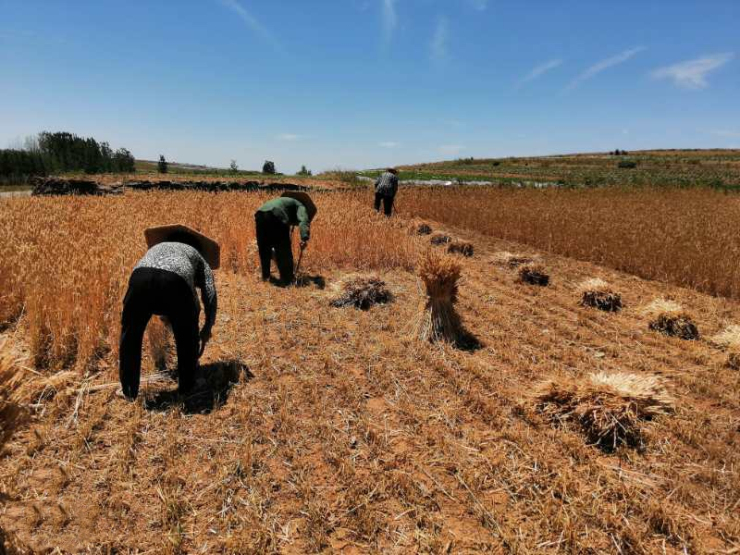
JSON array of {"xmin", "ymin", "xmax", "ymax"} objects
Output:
[{"xmin": 367, "ymin": 149, "xmax": 740, "ymax": 189}]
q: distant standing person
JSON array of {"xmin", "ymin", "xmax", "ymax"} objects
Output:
[
  {"xmin": 255, "ymin": 192, "xmax": 317, "ymax": 285},
  {"xmin": 374, "ymin": 168, "xmax": 399, "ymax": 216},
  {"xmin": 119, "ymin": 225, "xmax": 219, "ymax": 400}
]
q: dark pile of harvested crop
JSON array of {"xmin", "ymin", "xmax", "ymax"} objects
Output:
[
  {"xmin": 330, "ymin": 275, "xmax": 392, "ymax": 310},
  {"xmin": 579, "ymin": 279, "xmax": 622, "ymax": 312},
  {"xmin": 518, "ymin": 264, "xmax": 550, "ymax": 286},
  {"xmin": 535, "ymin": 372, "xmax": 674, "ymax": 451},
  {"xmin": 430, "ymin": 234, "xmax": 452, "ymax": 246},
  {"xmin": 645, "ymin": 300, "xmax": 699, "ymax": 340},
  {"xmin": 447, "ymin": 241, "xmax": 474, "ymax": 257}
]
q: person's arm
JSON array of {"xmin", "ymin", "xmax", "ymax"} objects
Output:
[
  {"xmin": 198, "ymin": 260, "xmax": 218, "ymax": 343},
  {"xmin": 297, "ymin": 203, "xmax": 311, "ymax": 243},
  {"xmin": 391, "ymin": 174, "xmax": 399, "ymax": 196}
]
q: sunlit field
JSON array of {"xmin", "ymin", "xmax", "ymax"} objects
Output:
[
  {"xmin": 1, "ymin": 186, "xmax": 739, "ymax": 553},
  {"xmin": 399, "ymin": 186, "xmax": 740, "ymax": 299}
]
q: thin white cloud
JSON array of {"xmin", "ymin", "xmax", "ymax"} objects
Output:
[
  {"xmin": 467, "ymin": 0, "xmax": 488, "ymax": 11},
  {"xmin": 518, "ymin": 59, "xmax": 563, "ymax": 87},
  {"xmin": 430, "ymin": 16, "xmax": 450, "ymax": 64},
  {"xmin": 438, "ymin": 145, "xmax": 464, "ymax": 155},
  {"xmin": 379, "ymin": 141, "xmax": 400, "ymax": 148},
  {"xmin": 652, "ymin": 53, "xmax": 734, "ymax": 90},
  {"xmin": 277, "ymin": 134, "xmax": 303, "ymax": 141},
  {"xmin": 381, "ymin": 0, "xmax": 398, "ymax": 47},
  {"xmin": 566, "ymin": 47, "xmax": 645, "ymax": 91},
  {"xmin": 220, "ymin": 0, "xmax": 280, "ymax": 50}
]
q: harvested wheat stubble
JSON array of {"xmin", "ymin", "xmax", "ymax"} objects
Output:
[
  {"xmin": 330, "ymin": 275, "xmax": 392, "ymax": 310},
  {"xmin": 579, "ymin": 278, "xmax": 622, "ymax": 312},
  {"xmin": 430, "ymin": 234, "xmax": 452, "ymax": 246},
  {"xmin": 644, "ymin": 299, "xmax": 699, "ymax": 340},
  {"xmin": 535, "ymin": 372, "xmax": 675, "ymax": 451},
  {"xmin": 416, "ymin": 250, "xmax": 474, "ymax": 349},
  {"xmin": 447, "ymin": 241, "xmax": 474, "ymax": 257},
  {"xmin": 518, "ymin": 264, "xmax": 550, "ymax": 286}
]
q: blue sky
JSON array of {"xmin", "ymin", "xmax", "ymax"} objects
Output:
[{"xmin": 1, "ymin": 0, "xmax": 738, "ymax": 173}]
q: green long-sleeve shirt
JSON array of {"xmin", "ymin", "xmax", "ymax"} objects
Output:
[{"xmin": 256, "ymin": 197, "xmax": 311, "ymax": 241}]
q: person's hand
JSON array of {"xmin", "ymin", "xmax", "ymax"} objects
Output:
[
  {"xmin": 199, "ymin": 328, "xmax": 211, "ymax": 356},
  {"xmin": 300, "ymin": 240, "xmax": 308, "ymax": 250}
]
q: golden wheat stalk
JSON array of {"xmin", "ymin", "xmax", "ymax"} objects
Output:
[{"xmin": 416, "ymin": 250, "xmax": 464, "ymax": 344}]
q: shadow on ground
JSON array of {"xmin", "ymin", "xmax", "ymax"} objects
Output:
[
  {"xmin": 455, "ymin": 329, "xmax": 484, "ymax": 352},
  {"xmin": 143, "ymin": 359, "xmax": 253, "ymax": 414},
  {"xmin": 295, "ymin": 274, "xmax": 326, "ymax": 289}
]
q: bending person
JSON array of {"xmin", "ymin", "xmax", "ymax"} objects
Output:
[
  {"xmin": 119, "ymin": 225, "xmax": 219, "ymax": 400},
  {"xmin": 374, "ymin": 167, "xmax": 399, "ymax": 216},
  {"xmin": 255, "ymin": 191, "xmax": 317, "ymax": 285}
]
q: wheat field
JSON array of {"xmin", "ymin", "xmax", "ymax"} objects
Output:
[
  {"xmin": 1, "ymin": 188, "xmax": 739, "ymax": 553},
  {"xmin": 398, "ymin": 187, "xmax": 740, "ymax": 299}
]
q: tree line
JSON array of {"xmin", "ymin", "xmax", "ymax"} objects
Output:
[{"xmin": 0, "ymin": 131, "xmax": 135, "ymax": 184}]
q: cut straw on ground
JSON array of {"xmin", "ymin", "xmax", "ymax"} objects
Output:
[
  {"xmin": 643, "ymin": 299, "xmax": 699, "ymax": 340},
  {"xmin": 535, "ymin": 372, "xmax": 675, "ymax": 451},
  {"xmin": 330, "ymin": 275, "xmax": 392, "ymax": 310},
  {"xmin": 518, "ymin": 264, "xmax": 550, "ymax": 286},
  {"xmin": 578, "ymin": 278, "xmax": 623, "ymax": 312}
]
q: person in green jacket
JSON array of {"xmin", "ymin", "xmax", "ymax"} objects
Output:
[{"xmin": 254, "ymin": 192, "xmax": 317, "ymax": 285}]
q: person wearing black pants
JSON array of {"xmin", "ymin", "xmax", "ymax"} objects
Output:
[
  {"xmin": 254, "ymin": 192, "xmax": 317, "ymax": 286},
  {"xmin": 255, "ymin": 210, "xmax": 294, "ymax": 284},
  {"xmin": 119, "ymin": 226, "xmax": 219, "ymax": 401},
  {"xmin": 120, "ymin": 268, "xmax": 200, "ymax": 398},
  {"xmin": 374, "ymin": 168, "xmax": 399, "ymax": 216},
  {"xmin": 373, "ymin": 192, "xmax": 394, "ymax": 216}
]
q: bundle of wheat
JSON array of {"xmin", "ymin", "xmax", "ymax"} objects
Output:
[
  {"xmin": 330, "ymin": 275, "xmax": 392, "ymax": 310},
  {"xmin": 430, "ymin": 234, "xmax": 452, "ymax": 246},
  {"xmin": 535, "ymin": 372, "xmax": 674, "ymax": 450},
  {"xmin": 447, "ymin": 241, "xmax": 474, "ymax": 257},
  {"xmin": 644, "ymin": 299, "xmax": 699, "ymax": 340},
  {"xmin": 518, "ymin": 264, "xmax": 550, "ymax": 286},
  {"xmin": 416, "ymin": 250, "xmax": 466, "ymax": 345},
  {"xmin": 579, "ymin": 278, "xmax": 622, "ymax": 312}
]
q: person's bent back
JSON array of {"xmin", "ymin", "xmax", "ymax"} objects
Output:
[{"xmin": 374, "ymin": 168, "xmax": 399, "ymax": 216}]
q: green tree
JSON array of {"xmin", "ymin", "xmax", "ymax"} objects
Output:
[
  {"xmin": 158, "ymin": 155, "xmax": 168, "ymax": 174},
  {"xmin": 230, "ymin": 160, "xmax": 239, "ymax": 174},
  {"xmin": 262, "ymin": 160, "xmax": 276, "ymax": 175},
  {"xmin": 297, "ymin": 165, "xmax": 312, "ymax": 176}
]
